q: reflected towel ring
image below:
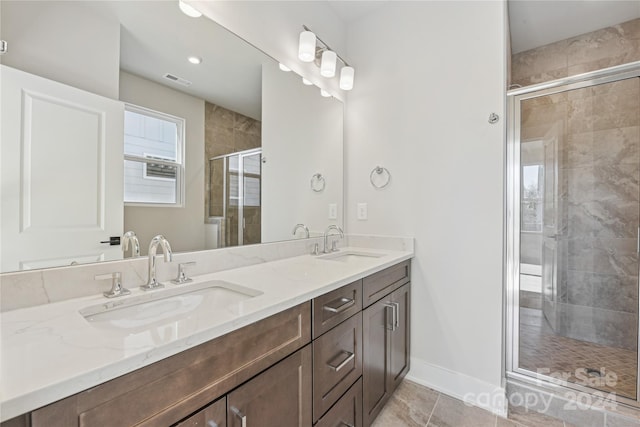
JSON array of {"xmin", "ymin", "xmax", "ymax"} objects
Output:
[
  {"xmin": 311, "ymin": 173, "xmax": 326, "ymax": 192},
  {"xmin": 370, "ymin": 166, "xmax": 391, "ymax": 189}
]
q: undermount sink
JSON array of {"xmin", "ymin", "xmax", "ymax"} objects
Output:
[
  {"xmin": 318, "ymin": 251, "xmax": 386, "ymax": 263},
  {"xmin": 80, "ymin": 280, "xmax": 262, "ymax": 329}
]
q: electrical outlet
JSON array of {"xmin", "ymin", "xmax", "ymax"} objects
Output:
[
  {"xmin": 328, "ymin": 203, "xmax": 337, "ymax": 220},
  {"xmin": 357, "ymin": 203, "xmax": 368, "ymax": 220}
]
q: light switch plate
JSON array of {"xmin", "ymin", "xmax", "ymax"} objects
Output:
[
  {"xmin": 328, "ymin": 203, "xmax": 337, "ymax": 220},
  {"xmin": 357, "ymin": 203, "xmax": 368, "ymax": 220}
]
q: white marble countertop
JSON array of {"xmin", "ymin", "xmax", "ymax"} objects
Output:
[{"xmin": 0, "ymin": 246, "xmax": 413, "ymax": 422}]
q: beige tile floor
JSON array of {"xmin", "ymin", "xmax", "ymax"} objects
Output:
[
  {"xmin": 370, "ymin": 379, "xmax": 576, "ymax": 427},
  {"xmin": 519, "ymin": 307, "xmax": 637, "ymax": 399}
]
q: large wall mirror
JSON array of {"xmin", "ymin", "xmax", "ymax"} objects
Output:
[{"xmin": 0, "ymin": 1, "xmax": 344, "ymax": 274}]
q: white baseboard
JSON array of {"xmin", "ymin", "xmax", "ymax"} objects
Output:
[{"xmin": 406, "ymin": 357, "xmax": 507, "ymax": 417}]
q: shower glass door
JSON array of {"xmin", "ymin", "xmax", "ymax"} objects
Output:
[
  {"xmin": 513, "ymin": 75, "xmax": 640, "ymax": 401},
  {"xmin": 209, "ymin": 148, "xmax": 262, "ymax": 248}
]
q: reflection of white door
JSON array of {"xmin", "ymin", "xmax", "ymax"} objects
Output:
[
  {"xmin": 541, "ymin": 127, "xmax": 560, "ymax": 331},
  {"xmin": 1, "ymin": 65, "xmax": 124, "ymax": 272}
]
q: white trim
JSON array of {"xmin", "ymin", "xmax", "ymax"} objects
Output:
[{"xmin": 406, "ymin": 357, "xmax": 508, "ymax": 417}]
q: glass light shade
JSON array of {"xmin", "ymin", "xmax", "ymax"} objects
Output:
[
  {"xmin": 320, "ymin": 51, "xmax": 337, "ymax": 78},
  {"xmin": 298, "ymin": 31, "xmax": 316, "ymax": 62},
  {"xmin": 302, "ymin": 77, "xmax": 313, "ymax": 86},
  {"xmin": 178, "ymin": 0, "xmax": 202, "ymax": 18},
  {"xmin": 278, "ymin": 63, "xmax": 291, "ymax": 72},
  {"xmin": 320, "ymin": 89, "xmax": 331, "ymax": 97},
  {"xmin": 340, "ymin": 66, "xmax": 355, "ymax": 91}
]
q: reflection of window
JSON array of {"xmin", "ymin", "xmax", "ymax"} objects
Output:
[
  {"xmin": 124, "ymin": 105, "xmax": 184, "ymax": 205},
  {"xmin": 521, "ymin": 165, "xmax": 543, "ymax": 232}
]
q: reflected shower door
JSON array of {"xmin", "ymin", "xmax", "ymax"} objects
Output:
[
  {"xmin": 517, "ymin": 77, "xmax": 640, "ymax": 399},
  {"xmin": 240, "ymin": 151, "xmax": 262, "ymax": 245},
  {"xmin": 208, "ymin": 149, "xmax": 262, "ymax": 248}
]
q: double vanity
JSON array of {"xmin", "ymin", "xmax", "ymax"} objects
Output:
[{"xmin": 1, "ymin": 239, "xmax": 413, "ymax": 427}]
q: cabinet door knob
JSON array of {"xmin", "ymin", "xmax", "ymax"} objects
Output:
[{"xmin": 231, "ymin": 406, "xmax": 247, "ymax": 427}]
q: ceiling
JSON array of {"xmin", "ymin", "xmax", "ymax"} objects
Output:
[
  {"xmin": 508, "ymin": 0, "xmax": 640, "ymax": 54},
  {"xmin": 88, "ymin": 2, "xmax": 268, "ymax": 120},
  {"xmin": 325, "ymin": 0, "xmax": 640, "ymax": 55}
]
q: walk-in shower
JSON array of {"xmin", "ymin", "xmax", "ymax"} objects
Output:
[{"xmin": 506, "ymin": 62, "xmax": 640, "ymax": 405}]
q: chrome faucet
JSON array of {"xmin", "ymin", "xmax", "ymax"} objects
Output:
[
  {"xmin": 122, "ymin": 231, "xmax": 140, "ymax": 258},
  {"xmin": 323, "ymin": 225, "xmax": 344, "ymax": 254},
  {"xmin": 292, "ymin": 223, "xmax": 310, "ymax": 238},
  {"xmin": 141, "ymin": 234, "xmax": 173, "ymax": 291}
]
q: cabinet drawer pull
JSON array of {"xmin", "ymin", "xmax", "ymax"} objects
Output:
[
  {"xmin": 207, "ymin": 421, "xmax": 219, "ymax": 427},
  {"xmin": 231, "ymin": 406, "xmax": 247, "ymax": 427},
  {"xmin": 327, "ymin": 350, "xmax": 355, "ymax": 371},
  {"xmin": 340, "ymin": 423, "xmax": 355, "ymax": 427},
  {"xmin": 323, "ymin": 297, "xmax": 355, "ymax": 313}
]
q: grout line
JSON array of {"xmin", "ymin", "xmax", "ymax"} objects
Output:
[{"xmin": 425, "ymin": 392, "xmax": 440, "ymax": 426}]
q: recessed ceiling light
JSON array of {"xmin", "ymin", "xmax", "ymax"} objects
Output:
[
  {"xmin": 178, "ymin": 0, "xmax": 202, "ymax": 18},
  {"xmin": 302, "ymin": 77, "xmax": 312, "ymax": 86},
  {"xmin": 188, "ymin": 56, "xmax": 202, "ymax": 65},
  {"xmin": 279, "ymin": 63, "xmax": 291, "ymax": 72}
]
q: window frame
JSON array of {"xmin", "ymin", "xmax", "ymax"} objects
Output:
[{"xmin": 123, "ymin": 104, "xmax": 186, "ymax": 208}]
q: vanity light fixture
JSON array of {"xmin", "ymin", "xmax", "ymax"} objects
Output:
[
  {"xmin": 279, "ymin": 63, "xmax": 292, "ymax": 72},
  {"xmin": 298, "ymin": 31, "xmax": 317, "ymax": 62},
  {"xmin": 320, "ymin": 89, "xmax": 331, "ymax": 98},
  {"xmin": 302, "ymin": 77, "xmax": 313, "ymax": 86},
  {"xmin": 178, "ymin": 0, "xmax": 202, "ymax": 18},
  {"xmin": 320, "ymin": 51, "xmax": 337, "ymax": 78},
  {"xmin": 187, "ymin": 56, "xmax": 202, "ymax": 65},
  {"xmin": 298, "ymin": 25, "xmax": 355, "ymax": 91}
]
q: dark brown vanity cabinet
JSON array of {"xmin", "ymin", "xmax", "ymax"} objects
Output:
[
  {"xmin": 362, "ymin": 275, "xmax": 411, "ymax": 427},
  {"xmin": 2, "ymin": 260, "xmax": 411, "ymax": 427}
]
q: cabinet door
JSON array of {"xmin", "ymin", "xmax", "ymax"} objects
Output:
[
  {"xmin": 175, "ymin": 397, "xmax": 226, "ymax": 427},
  {"xmin": 362, "ymin": 297, "xmax": 392, "ymax": 427},
  {"xmin": 389, "ymin": 284, "xmax": 410, "ymax": 392},
  {"xmin": 227, "ymin": 346, "xmax": 312, "ymax": 427},
  {"xmin": 362, "ymin": 283, "xmax": 411, "ymax": 427}
]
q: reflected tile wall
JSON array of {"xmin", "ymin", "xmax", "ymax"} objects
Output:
[
  {"xmin": 204, "ymin": 102, "xmax": 261, "ymax": 223},
  {"xmin": 512, "ymin": 18, "xmax": 640, "ymax": 87}
]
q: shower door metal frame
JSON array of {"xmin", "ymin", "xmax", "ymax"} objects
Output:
[{"xmin": 505, "ymin": 61, "xmax": 640, "ymax": 407}]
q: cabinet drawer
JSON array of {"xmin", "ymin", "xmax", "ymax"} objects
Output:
[
  {"xmin": 31, "ymin": 302, "xmax": 311, "ymax": 427},
  {"xmin": 175, "ymin": 396, "xmax": 226, "ymax": 427},
  {"xmin": 313, "ymin": 312, "xmax": 363, "ymax": 422},
  {"xmin": 315, "ymin": 378, "xmax": 362, "ymax": 427},
  {"xmin": 313, "ymin": 279, "xmax": 362, "ymax": 338},
  {"xmin": 363, "ymin": 260, "xmax": 410, "ymax": 308}
]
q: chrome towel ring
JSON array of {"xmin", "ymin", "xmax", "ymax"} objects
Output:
[{"xmin": 370, "ymin": 166, "xmax": 391, "ymax": 189}]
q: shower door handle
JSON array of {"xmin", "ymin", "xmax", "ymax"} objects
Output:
[{"xmin": 637, "ymin": 227, "xmax": 639, "ymax": 254}]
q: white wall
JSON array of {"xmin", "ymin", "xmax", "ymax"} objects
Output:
[
  {"xmin": 262, "ymin": 62, "xmax": 344, "ymax": 241},
  {"xmin": 345, "ymin": 1, "xmax": 507, "ymax": 415},
  {"xmin": 193, "ymin": 1, "xmax": 347, "ymax": 100},
  {"xmin": 0, "ymin": 1, "xmax": 120, "ymax": 98},
  {"xmin": 120, "ymin": 71, "xmax": 206, "ymax": 254}
]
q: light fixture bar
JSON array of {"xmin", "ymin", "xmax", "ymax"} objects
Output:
[{"xmin": 302, "ymin": 25, "xmax": 350, "ymax": 67}]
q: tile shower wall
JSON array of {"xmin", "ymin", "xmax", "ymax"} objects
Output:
[
  {"xmin": 512, "ymin": 18, "xmax": 640, "ymax": 87},
  {"xmin": 204, "ymin": 102, "xmax": 262, "ymax": 246},
  {"xmin": 516, "ymin": 19, "xmax": 640, "ymax": 350}
]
